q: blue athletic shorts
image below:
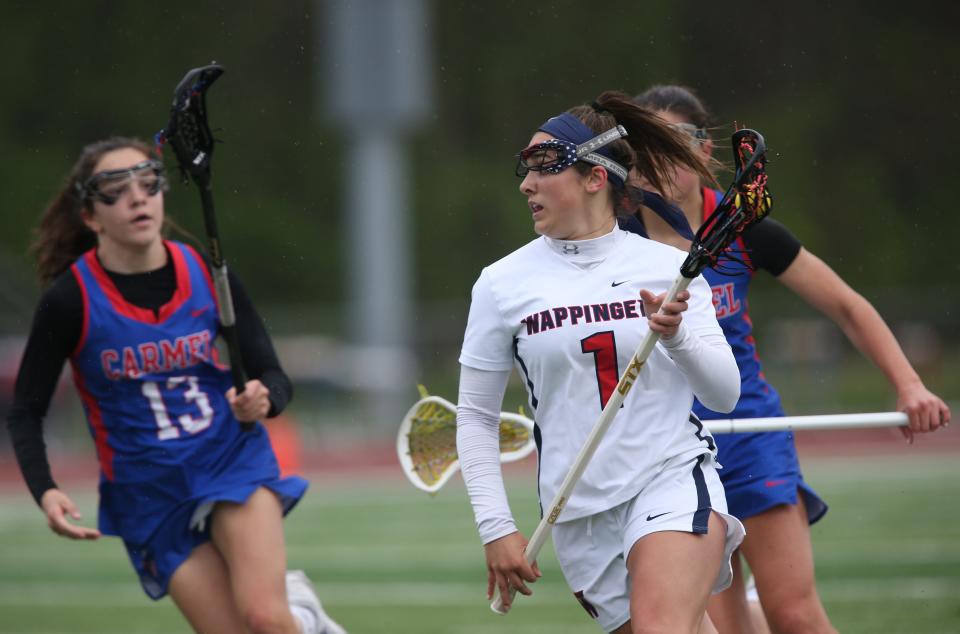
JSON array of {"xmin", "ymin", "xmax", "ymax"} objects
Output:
[
  {"xmin": 121, "ymin": 476, "xmax": 308, "ymax": 599},
  {"xmin": 713, "ymin": 430, "xmax": 827, "ymax": 524}
]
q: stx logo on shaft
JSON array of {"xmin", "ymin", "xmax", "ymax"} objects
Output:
[
  {"xmin": 617, "ymin": 356, "xmax": 646, "ymax": 395},
  {"xmin": 547, "ymin": 497, "xmax": 567, "ymax": 524}
]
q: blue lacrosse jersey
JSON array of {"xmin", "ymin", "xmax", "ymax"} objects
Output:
[
  {"xmin": 68, "ymin": 241, "xmax": 296, "ymax": 544},
  {"xmin": 693, "ymin": 189, "xmax": 825, "ymax": 522},
  {"xmin": 692, "ymin": 188, "xmax": 784, "ymax": 422},
  {"xmin": 621, "ymin": 191, "xmax": 825, "ymax": 522}
]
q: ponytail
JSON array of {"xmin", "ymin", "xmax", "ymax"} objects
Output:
[{"xmin": 568, "ymin": 90, "xmax": 717, "ymax": 215}]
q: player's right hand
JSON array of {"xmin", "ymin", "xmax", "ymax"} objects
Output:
[
  {"xmin": 641, "ymin": 288, "xmax": 691, "ymax": 340},
  {"xmin": 40, "ymin": 489, "xmax": 101, "ymax": 540},
  {"xmin": 483, "ymin": 531, "xmax": 541, "ymax": 610}
]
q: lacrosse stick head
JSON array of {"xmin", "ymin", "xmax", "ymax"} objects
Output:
[
  {"xmin": 155, "ymin": 64, "xmax": 225, "ymax": 186},
  {"xmin": 397, "ymin": 395, "xmax": 536, "ymax": 494},
  {"xmin": 680, "ymin": 128, "xmax": 773, "ymax": 278}
]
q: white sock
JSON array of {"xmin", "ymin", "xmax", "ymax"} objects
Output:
[
  {"xmin": 744, "ymin": 573, "xmax": 760, "ymax": 603},
  {"xmin": 291, "ymin": 605, "xmax": 318, "ymax": 634}
]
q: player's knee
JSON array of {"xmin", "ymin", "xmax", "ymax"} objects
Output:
[
  {"xmin": 765, "ymin": 598, "xmax": 833, "ymax": 634},
  {"xmin": 630, "ymin": 606, "xmax": 702, "ymax": 634},
  {"xmin": 239, "ymin": 598, "xmax": 294, "ymax": 634}
]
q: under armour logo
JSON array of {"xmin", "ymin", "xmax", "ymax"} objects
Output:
[{"xmin": 561, "ymin": 244, "xmax": 580, "ymax": 255}]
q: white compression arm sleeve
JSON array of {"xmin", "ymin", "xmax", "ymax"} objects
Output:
[
  {"xmin": 455, "ymin": 365, "xmax": 518, "ymax": 544},
  {"xmin": 659, "ymin": 323, "xmax": 740, "ymax": 413}
]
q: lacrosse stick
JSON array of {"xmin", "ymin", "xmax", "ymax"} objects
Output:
[
  {"xmin": 493, "ymin": 128, "xmax": 773, "ymax": 614},
  {"xmin": 401, "ymin": 399, "xmax": 909, "ymax": 493},
  {"xmin": 707, "ymin": 411, "xmax": 908, "ymax": 433},
  {"xmin": 156, "ymin": 64, "xmax": 252, "ymax": 431},
  {"xmin": 397, "ymin": 386, "xmax": 536, "ymax": 494}
]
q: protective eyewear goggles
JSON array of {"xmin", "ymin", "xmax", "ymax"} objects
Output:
[
  {"xmin": 78, "ymin": 159, "xmax": 168, "ymax": 205},
  {"xmin": 669, "ymin": 122, "xmax": 709, "ymax": 145},
  {"xmin": 515, "ymin": 125, "xmax": 629, "ymax": 182}
]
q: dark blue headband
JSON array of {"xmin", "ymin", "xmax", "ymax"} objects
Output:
[
  {"xmin": 538, "ymin": 113, "xmax": 693, "ymax": 240},
  {"xmin": 538, "ymin": 113, "xmax": 627, "ymax": 187},
  {"xmin": 538, "ymin": 114, "xmax": 609, "ymax": 153}
]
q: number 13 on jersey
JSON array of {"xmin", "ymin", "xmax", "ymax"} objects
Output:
[{"xmin": 142, "ymin": 376, "xmax": 214, "ymax": 439}]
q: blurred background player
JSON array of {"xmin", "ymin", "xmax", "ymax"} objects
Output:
[
  {"xmin": 625, "ymin": 84, "xmax": 951, "ymax": 634},
  {"xmin": 456, "ymin": 90, "xmax": 745, "ymax": 633},
  {"xmin": 5, "ymin": 137, "xmax": 346, "ymax": 634}
]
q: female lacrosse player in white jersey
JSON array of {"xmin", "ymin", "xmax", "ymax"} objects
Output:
[{"xmin": 456, "ymin": 91, "xmax": 745, "ymax": 634}]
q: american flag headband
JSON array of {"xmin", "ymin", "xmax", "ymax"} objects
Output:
[{"xmin": 516, "ymin": 125, "xmax": 629, "ymax": 183}]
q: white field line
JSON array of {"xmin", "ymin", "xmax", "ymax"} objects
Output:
[{"xmin": 0, "ymin": 577, "xmax": 956, "ymax": 607}]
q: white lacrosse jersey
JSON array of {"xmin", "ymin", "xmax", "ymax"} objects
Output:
[{"xmin": 459, "ymin": 228, "xmax": 725, "ymax": 521}]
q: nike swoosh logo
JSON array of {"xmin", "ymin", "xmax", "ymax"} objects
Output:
[
  {"xmin": 765, "ymin": 479, "xmax": 787, "ymax": 488},
  {"xmin": 611, "ymin": 280, "xmax": 630, "ymax": 287},
  {"xmin": 646, "ymin": 512, "xmax": 670, "ymax": 521},
  {"xmin": 191, "ymin": 305, "xmax": 213, "ymax": 318}
]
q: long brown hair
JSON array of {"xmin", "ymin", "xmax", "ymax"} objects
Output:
[
  {"xmin": 633, "ymin": 84, "xmax": 712, "ymax": 129},
  {"xmin": 568, "ymin": 90, "xmax": 718, "ymax": 215},
  {"xmin": 32, "ymin": 137, "xmax": 173, "ymax": 286}
]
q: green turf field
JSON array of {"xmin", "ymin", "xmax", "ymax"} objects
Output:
[{"xmin": 0, "ymin": 454, "xmax": 957, "ymax": 633}]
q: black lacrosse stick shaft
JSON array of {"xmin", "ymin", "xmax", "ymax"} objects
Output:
[
  {"xmin": 159, "ymin": 64, "xmax": 253, "ymax": 431},
  {"xmin": 198, "ymin": 182, "xmax": 248, "ymax": 394}
]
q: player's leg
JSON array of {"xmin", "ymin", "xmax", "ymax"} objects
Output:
[
  {"xmin": 623, "ymin": 455, "xmax": 744, "ymax": 634},
  {"xmin": 740, "ymin": 496, "xmax": 836, "ymax": 634},
  {"xmin": 626, "ymin": 511, "xmax": 728, "ymax": 633},
  {"xmin": 210, "ymin": 486, "xmax": 300, "ymax": 634},
  {"xmin": 705, "ymin": 550, "xmax": 759, "ymax": 634},
  {"xmin": 744, "ymin": 572, "xmax": 772, "ymax": 634},
  {"xmin": 710, "ymin": 431, "xmax": 828, "ymax": 633},
  {"xmin": 168, "ymin": 541, "xmax": 247, "ymax": 633}
]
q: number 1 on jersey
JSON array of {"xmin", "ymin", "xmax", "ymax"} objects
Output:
[{"xmin": 581, "ymin": 331, "xmax": 620, "ymax": 410}]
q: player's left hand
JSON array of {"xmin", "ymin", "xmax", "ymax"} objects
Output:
[
  {"xmin": 41, "ymin": 489, "xmax": 101, "ymax": 540},
  {"xmin": 640, "ymin": 289, "xmax": 690, "ymax": 340},
  {"xmin": 896, "ymin": 382, "xmax": 951, "ymax": 442},
  {"xmin": 226, "ymin": 379, "xmax": 271, "ymax": 423}
]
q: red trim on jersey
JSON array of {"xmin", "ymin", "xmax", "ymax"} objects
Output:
[
  {"xmin": 69, "ymin": 264, "xmax": 91, "ymax": 357},
  {"xmin": 180, "ymin": 243, "xmax": 231, "ymax": 371},
  {"xmin": 71, "ymin": 362, "xmax": 114, "ymax": 480},
  {"xmin": 82, "ymin": 242, "xmax": 191, "ymax": 324},
  {"xmin": 700, "ymin": 185, "xmax": 718, "ymax": 221},
  {"xmin": 742, "ymin": 312, "xmax": 768, "ymax": 381},
  {"xmin": 182, "ymin": 243, "xmax": 220, "ymax": 314}
]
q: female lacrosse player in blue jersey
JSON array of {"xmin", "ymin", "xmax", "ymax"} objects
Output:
[
  {"xmin": 7, "ymin": 138, "xmax": 346, "ymax": 634},
  {"xmin": 628, "ymin": 85, "xmax": 951, "ymax": 634},
  {"xmin": 457, "ymin": 91, "xmax": 746, "ymax": 634}
]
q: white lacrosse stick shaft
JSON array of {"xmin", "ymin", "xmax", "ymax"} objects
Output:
[
  {"xmin": 706, "ymin": 411, "xmax": 907, "ymax": 434},
  {"xmin": 491, "ymin": 274, "xmax": 693, "ymax": 614}
]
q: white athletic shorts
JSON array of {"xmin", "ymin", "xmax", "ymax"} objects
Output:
[{"xmin": 551, "ymin": 453, "xmax": 745, "ymax": 632}]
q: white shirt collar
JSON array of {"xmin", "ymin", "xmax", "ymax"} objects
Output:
[{"xmin": 543, "ymin": 225, "xmax": 624, "ymax": 267}]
